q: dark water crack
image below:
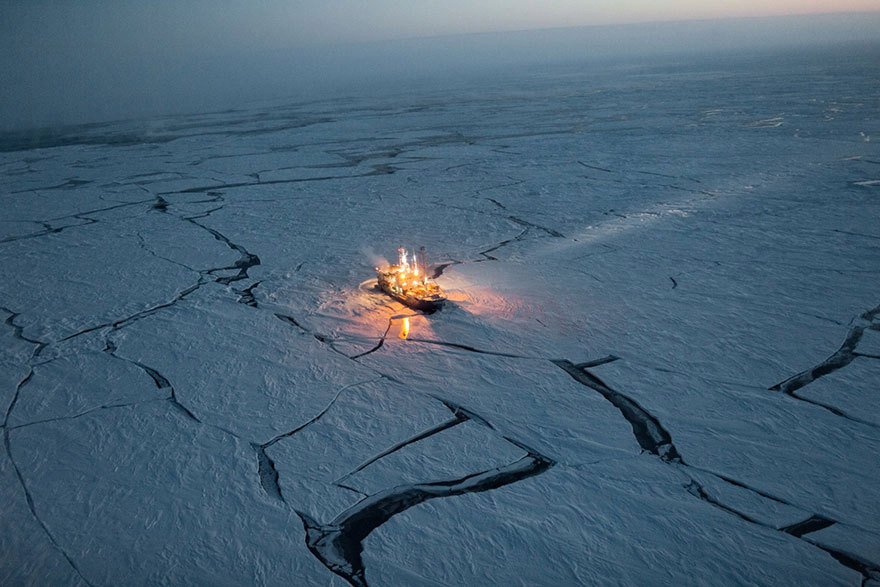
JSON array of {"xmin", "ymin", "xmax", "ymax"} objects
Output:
[
  {"xmin": 295, "ymin": 386, "xmax": 554, "ymax": 586},
  {"xmin": 1, "ymin": 309, "xmax": 48, "ymax": 428},
  {"xmin": 274, "ymin": 313, "xmax": 309, "ymax": 333},
  {"xmin": 577, "ymin": 161, "xmax": 613, "ymax": 173},
  {"xmin": 151, "ymin": 196, "xmax": 169, "ymax": 212},
  {"xmin": 158, "ymin": 165, "xmax": 398, "ymax": 195},
  {"xmin": 9, "ymin": 397, "xmax": 169, "ymax": 431},
  {"xmin": 685, "ymin": 479, "xmax": 762, "ymax": 525},
  {"xmin": 183, "ymin": 206, "xmax": 224, "ymax": 221},
  {"xmin": 553, "ymin": 360, "xmax": 682, "ymax": 462},
  {"xmin": 3, "ymin": 430, "xmax": 95, "ymax": 586},
  {"xmin": 334, "ymin": 413, "xmax": 469, "ymax": 487},
  {"xmin": 509, "ymin": 215, "xmax": 565, "ymax": 238},
  {"xmin": 1, "ymin": 308, "xmax": 48, "ymax": 359},
  {"xmin": 0, "ymin": 217, "xmax": 97, "ymax": 245},
  {"xmin": 780, "ymin": 514, "xmax": 835, "ymax": 538},
  {"xmin": 472, "ymin": 214, "xmax": 563, "ymax": 262},
  {"xmin": 690, "ymin": 474, "xmax": 878, "ymax": 582},
  {"xmin": 136, "ymin": 232, "xmax": 199, "ymax": 273},
  {"xmin": 687, "ymin": 466, "xmax": 792, "ymax": 507},
  {"xmin": 574, "ymin": 355, "xmax": 620, "ymax": 370},
  {"xmin": 407, "ymin": 337, "xmax": 530, "ymax": 359},
  {"xmin": 255, "ymin": 379, "xmax": 378, "ymax": 503},
  {"xmin": 781, "ymin": 393, "xmax": 878, "ymax": 429},
  {"xmin": 50, "ymin": 198, "xmax": 155, "ymax": 223},
  {"xmin": 272, "ymin": 312, "xmax": 355, "ymax": 361},
  {"xmin": 298, "ymin": 443, "xmax": 553, "ymax": 587},
  {"xmin": 183, "ymin": 217, "xmax": 261, "ymax": 286},
  {"xmin": 3, "ymin": 369, "xmax": 34, "ymax": 428},
  {"xmin": 692, "ymin": 471, "xmax": 879, "ymax": 582},
  {"xmin": 337, "ymin": 482, "xmax": 369, "ymax": 498},
  {"xmin": 478, "ymin": 227, "xmax": 528, "ymax": 260},
  {"xmin": 11, "ymin": 178, "xmax": 91, "ymax": 193},
  {"xmin": 770, "ymin": 304, "xmax": 880, "ymax": 426},
  {"xmin": 103, "ymin": 338, "xmax": 248, "ymax": 441},
  {"xmin": 556, "ymin": 357, "xmax": 879, "ymax": 581},
  {"xmin": 255, "ymin": 447, "xmax": 285, "ymax": 503},
  {"xmin": 636, "ymin": 170, "xmax": 702, "ymax": 184},
  {"xmin": 431, "ymin": 261, "xmax": 460, "ymax": 279},
  {"xmin": 430, "ymin": 395, "xmax": 494, "ymax": 429},
  {"xmin": 236, "ymin": 281, "xmax": 261, "ymax": 308},
  {"xmin": 103, "ymin": 338, "xmax": 199, "ymax": 422},
  {"xmin": 59, "ymin": 276, "xmax": 208, "ymax": 343},
  {"xmin": 820, "ymin": 550, "xmax": 880, "ymax": 586},
  {"xmin": 349, "ymin": 319, "xmax": 393, "ymax": 360},
  {"xmin": 1, "ymin": 313, "xmax": 94, "ymax": 585}
]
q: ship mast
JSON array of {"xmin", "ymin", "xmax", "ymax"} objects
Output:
[
  {"xmin": 397, "ymin": 245, "xmax": 408, "ymax": 270},
  {"xmin": 416, "ymin": 246, "xmax": 429, "ymax": 285}
]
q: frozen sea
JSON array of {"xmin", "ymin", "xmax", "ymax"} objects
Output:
[{"xmin": 1, "ymin": 44, "xmax": 879, "ymax": 586}]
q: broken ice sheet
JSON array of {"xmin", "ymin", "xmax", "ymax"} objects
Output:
[
  {"xmin": 858, "ymin": 328, "xmax": 880, "ymax": 357},
  {"xmin": 7, "ymin": 350, "xmax": 165, "ymax": 428},
  {"xmin": 796, "ymin": 358, "xmax": 880, "ymax": 428},
  {"xmin": 132, "ymin": 210, "xmax": 241, "ymax": 272},
  {"xmin": 2, "ymin": 45, "xmax": 879, "ymax": 585},
  {"xmin": 0, "ymin": 442, "xmax": 87, "ymax": 586},
  {"xmin": 267, "ymin": 378, "xmax": 454, "ymax": 520},
  {"xmin": 343, "ymin": 419, "xmax": 525, "ymax": 496},
  {"xmin": 684, "ymin": 468, "xmax": 809, "ymax": 529},
  {"xmin": 0, "ymin": 311, "xmax": 35, "ymax": 421},
  {"xmin": 363, "ymin": 459, "xmax": 858, "ymax": 586},
  {"xmin": 591, "ymin": 359, "xmax": 880, "ymax": 535},
  {"xmin": 357, "ymin": 345, "xmax": 642, "ymax": 464},
  {"xmin": 806, "ymin": 523, "xmax": 880, "ymax": 577},
  {"xmin": 6, "ymin": 401, "xmax": 331, "ymax": 585},
  {"xmin": 0, "ymin": 221, "xmax": 195, "ymax": 342},
  {"xmin": 115, "ymin": 286, "xmax": 376, "ymax": 442}
]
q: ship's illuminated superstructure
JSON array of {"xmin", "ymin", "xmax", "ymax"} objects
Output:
[{"xmin": 376, "ymin": 246, "xmax": 447, "ymax": 312}]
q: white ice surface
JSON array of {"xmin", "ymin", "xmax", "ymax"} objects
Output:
[{"xmin": 1, "ymin": 49, "xmax": 879, "ymax": 585}]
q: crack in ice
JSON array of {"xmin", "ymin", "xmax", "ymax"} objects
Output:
[
  {"xmin": 298, "ymin": 429, "xmax": 553, "ymax": 587},
  {"xmin": 770, "ymin": 304, "xmax": 880, "ymax": 427},
  {"xmin": 555, "ymin": 357, "xmax": 880, "ymax": 582},
  {"xmin": 254, "ymin": 379, "xmax": 380, "ymax": 502}
]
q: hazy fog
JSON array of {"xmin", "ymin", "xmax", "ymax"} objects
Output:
[{"xmin": 2, "ymin": 6, "xmax": 879, "ymax": 131}]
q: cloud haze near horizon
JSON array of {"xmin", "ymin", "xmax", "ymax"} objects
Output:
[{"xmin": 1, "ymin": 4, "xmax": 879, "ymax": 131}]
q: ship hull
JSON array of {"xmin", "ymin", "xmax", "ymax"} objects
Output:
[{"xmin": 376, "ymin": 274, "xmax": 446, "ymax": 312}]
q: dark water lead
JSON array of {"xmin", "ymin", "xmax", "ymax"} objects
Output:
[{"xmin": 298, "ymin": 450, "xmax": 553, "ymax": 586}]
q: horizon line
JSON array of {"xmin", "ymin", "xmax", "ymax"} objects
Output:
[{"xmin": 290, "ymin": 9, "xmax": 880, "ymax": 52}]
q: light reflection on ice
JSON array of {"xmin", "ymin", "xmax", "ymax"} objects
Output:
[{"xmin": 536, "ymin": 196, "xmax": 701, "ymax": 258}]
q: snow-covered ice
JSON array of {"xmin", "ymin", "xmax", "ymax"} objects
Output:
[{"xmin": 1, "ymin": 48, "xmax": 879, "ymax": 585}]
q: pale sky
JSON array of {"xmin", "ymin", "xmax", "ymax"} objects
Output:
[
  {"xmin": 241, "ymin": 1, "xmax": 880, "ymax": 44},
  {"xmin": 1, "ymin": 2, "xmax": 879, "ymax": 130},
  {"xmin": 4, "ymin": 1, "xmax": 880, "ymax": 55}
]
